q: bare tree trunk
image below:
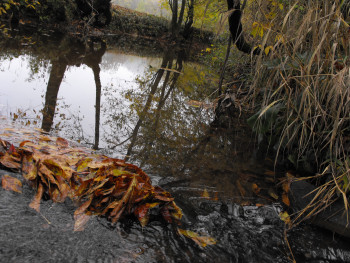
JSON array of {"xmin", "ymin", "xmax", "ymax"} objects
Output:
[
  {"xmin": 171, "ymin": 0, "xmax": 178, "ymax": 36},
  {"xmin": 183, "ymin": 0, "xmax": 194, "ymax": 39},
  {"xmin": 227, "ymin": 0, "xmax": 260, "ymax": 54}
]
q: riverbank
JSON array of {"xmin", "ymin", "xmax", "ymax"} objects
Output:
[{"xmin": 0, "ymin": 3, "xmax": 213, "ymax": 48}]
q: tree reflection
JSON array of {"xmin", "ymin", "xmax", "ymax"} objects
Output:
[
  {"xmin": 124, "ymin": 47, "xmax": 184, "ymax": 162},
  {"xmin": 41, "ymin": 36, "xmax": 106, "ymax": 145}
]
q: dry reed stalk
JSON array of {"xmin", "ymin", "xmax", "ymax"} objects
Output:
[{"xmin": 242, "ymin": 0, "xmax": 350, "ymax": 224}]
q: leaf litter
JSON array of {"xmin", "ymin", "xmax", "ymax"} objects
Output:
[{"xmin": 0, "ymin": 125, "xmax": 216, "ymax": 247}]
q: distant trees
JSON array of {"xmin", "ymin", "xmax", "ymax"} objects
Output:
[{"xmin": 168, "ymin": 0, "xmax": 194, "ymax": 38}]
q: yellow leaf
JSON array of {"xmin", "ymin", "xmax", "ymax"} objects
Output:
[
  {"xmin": 264, "ymin": 46, "xmax": 273, "ymax": 55},
  {"xmin": 268, "ymin": 188, "xmax": 279, "ymax": 200},
  {"xmin": 279, "ymin": 211, "xmax": 291, "ymax": 225},
  {"xmin": 178, "ymin": 228, "xmax": 216, "ymax": 247},
  {"xmin": 201, "ymin": 188, "xmax": 210, "ymax": 199}
]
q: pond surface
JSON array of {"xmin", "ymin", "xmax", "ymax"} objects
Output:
[{"xmin": 1, "ymin": 32, "xmax": 350, "ymax": 263}]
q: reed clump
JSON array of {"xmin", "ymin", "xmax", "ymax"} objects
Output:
[{"xmin": 243, "ymin": 1, "xmax": 350, "ymax": 223}]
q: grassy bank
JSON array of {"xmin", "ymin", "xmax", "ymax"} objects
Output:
[
  {"xmin": 234, "ymin": 1, "xmax": 350, "ymax": 224},
  {"xmin": 0, "ymin": 2, "xmax": 213, "ymax": 45}
]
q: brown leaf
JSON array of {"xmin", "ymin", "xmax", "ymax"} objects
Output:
[
  {"xmin": 134, "ymin": 202, "xmax": 160, "ymax": 227},
  {"xmin": 74, "ymin": 198, "xmax": 93, "ymax": 218},
  {"xmin": 56, "ymin": 137, "xmax": 69, "ymax": 148},
  {"xmin": 2, "ymin": 174, "xmax": 22, "ymax": 193},
  {"xmin": 252, "ymin": 183, "xmax": 260, "ymax": 195},
  {"xmin": 29, "ymin": 183, "xmax": 44, "ymax": 212},
  {"xmin": 0, "ymin": 152, "xmax": 21, "ymax": 169},
  {"xmin": 110, "ymin": 175, "xmax": 137, "ymax": 220},
  {"xmin": 22, "ymin": 154, "xmax": 37, "ymax": 181},
  {"xmin": 74, "ymin": 213, "xmax": 91, "ymax": 231},
  {"xmin": 236, "ymin": 180, "xmax": 246, "ymax": 197}
]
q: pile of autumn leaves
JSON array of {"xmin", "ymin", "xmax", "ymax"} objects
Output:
[{"xmin": 0, "ymin": 128, "xmax": 182, "ymax": 231}]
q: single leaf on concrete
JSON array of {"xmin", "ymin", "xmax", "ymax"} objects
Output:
[
  {"xmin": 2, "ymin": 174, "xmax": 22, "ymax": 193},
  {"xmin": 74, "ymin": 213, "xmax": 91, "ymax": 231},
  {"xmin": 29, "ymin": 183, "xmax": 44, "ymax": 212},
  {"xmin": 75, "ymin": 198, "xmax": 93, "ymax": 218},
  {"xmin": 178, "ymin": 228, "xmax": 216, "ymax": 247}
]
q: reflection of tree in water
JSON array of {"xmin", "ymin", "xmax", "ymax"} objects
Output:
[
  {"xmin": 41, "ymin": 36, "xmax": 106, "ymax": 151},
  {"xmin": 101, "ymin": 45, "xmax": 263, "ymax": 200}
]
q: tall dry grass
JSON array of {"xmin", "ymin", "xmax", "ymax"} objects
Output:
[{"xmin": 243, "ymin": 0, "xmax": 350, "ymax": 223}]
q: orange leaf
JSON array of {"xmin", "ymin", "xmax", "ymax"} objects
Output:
[
  {"xmin": 264, "ymin": 170, "xmax": 275, "ymax": 176},
  {"xmin": 19, "ymin": 140, "xmax": 32, "ymax": 147},
  {"xmin": 282, "ymin": 193, "xmax": 290, "ymax": 206},
  {"xmin": 282, "ymin": 182, "xmax": 290, "ymax": 193},
  {"xmin": 2, "ymin": 174, "xmax": 22, "ymax": 193},
  {"xmin": 29, "ymin": 183, "xmax": 44, "ymax": 212},
  {"xmin": 252, "ymin": 183, "xmax": 260, "ymax": 195}
]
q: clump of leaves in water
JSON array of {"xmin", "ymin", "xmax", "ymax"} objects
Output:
[{"xmin": 0, "ymin": 127, "xmax": 182, "ymax": 230}]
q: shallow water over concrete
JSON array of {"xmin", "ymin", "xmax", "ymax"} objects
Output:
[{"xmin": 0, "ymin": 32, "xmax": 350, "ymax": 262}]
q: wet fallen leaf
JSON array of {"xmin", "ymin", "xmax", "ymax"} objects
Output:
[
  {"xmin": 0, "ymin": 130, "xmax": 183, "ymax": 229},
  {"xmin": 29, "ymin": 183, "xmax": 44, "ymax": 212},
  {"xmin": 2, "ymin": 174, "xmax": 22, "ymax": 193},
  {"xmin": 134, "ymin": 202, "xmax": 160, "ymax": 227},
  {"xmin": 282, "ymin": 193, "xmax": 290, "ymax": 206},
  {"xmin": 279, "ymin": 211, "xmax": 291, "ymax": 225},
  {"xmin": 236, "ymin": 180, "xmax": 246, "ymax": 197},
  {"xmin": 56, "ymin": 137, "xmax": 68, "ymax": 148},
  {"xmin": 252, "ymin": 183, "xmax": 260, "ymax": 195},
  {"xmin": 74, "ymin": 213, "xmax": 91, "ymax": 231},
  {"xmin": 22, "ymin": 154, "xmax": 37, "ymax": 181},
  {"xmin": 201, "ymin": 188, "xmax": 210, "ymax": 199},
  {"xmin": 264, "ymin": 170, "xmax": 275, "ymax": 176},
  {"xmin": 268, "ymin": 188, "xmax": 279, "ymax": 200},
  {"xmin": 0, "ymin": 152, "xmax": 21, "ymax": 169},
  {"xmin": 177, "ymin": 228, "xmax": 216, "ymax": 247},
  {"xmin": 282, "ymin": 182, "xmax": 290, "ymax": 193}
]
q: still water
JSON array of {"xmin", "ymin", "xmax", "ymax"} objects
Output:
[{"xmin": 0, "ymin": 32, "xmax": 350, "ymax": 262}]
